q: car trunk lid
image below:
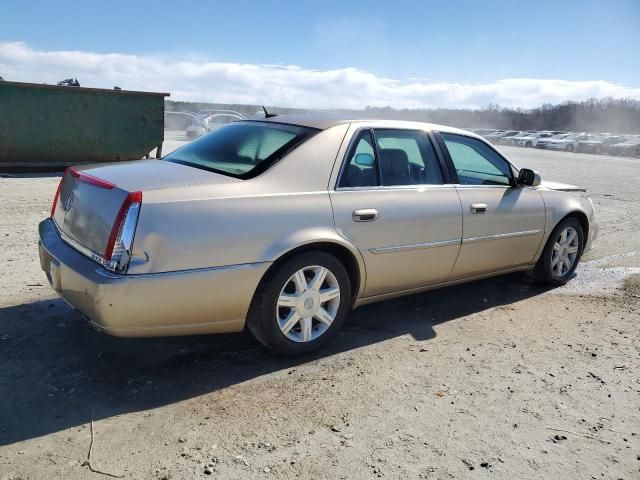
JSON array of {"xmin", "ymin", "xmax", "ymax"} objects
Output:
[
  {"xmin": 69, "ymin": 159, "xmax": 239, "ymax": 192},
  {"xmin": 52, "ymin": 168, "xmax": 131, "ymax": 259},
  {"xmin": 51, "ymin": 160, "xmax": 240, "ymax": 263}
]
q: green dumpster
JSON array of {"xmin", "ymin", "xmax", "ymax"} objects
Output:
[{"xmin": 0, "ymin": 81, "xmax": 169, "ymax": 169}]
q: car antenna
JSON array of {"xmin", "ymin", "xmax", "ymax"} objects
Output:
[{"xmin": 262, "ymin": 106, "xmax": 277, "ymax": 118}]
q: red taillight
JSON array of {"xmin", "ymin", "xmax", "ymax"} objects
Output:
[
  {"xmin": 50, "ymin": 171, "xmax": 66, "ymax": 217},
  {"xmin": 69, "ymin": 166, "xmax": 116, "ymax": 189},
  {"xmin": 104, "ymin": 191, "xmax": 143, "ymax": 266}
]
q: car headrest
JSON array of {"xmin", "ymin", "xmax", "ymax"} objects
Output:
[{"xmin": 380, "ymin": 149, "xmax": 409, "ymax": 176}]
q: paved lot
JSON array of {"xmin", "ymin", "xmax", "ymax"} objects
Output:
[{"xmin": 0, "ymin": 142, "xmax": 639, "ymax": 479}]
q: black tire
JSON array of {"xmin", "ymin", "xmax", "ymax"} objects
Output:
[
  {"xmin": 525, "ymin": 141, "xmax": 532, "ymax": 148},
  {"xmin": 532, "ymin": 217, "xmax": 584, "ymax": 286},
  {"xmin": 247, "ymin": 251, "xmax": 352, "ymax": 356},
  {"xmin": 565, "ymin": 144, "xmax": 574, "ymax": 152}
]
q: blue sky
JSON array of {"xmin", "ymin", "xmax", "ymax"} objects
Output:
[{"xmin": 1, "ymin": 0, "xmax": 639, "ymax": 108}]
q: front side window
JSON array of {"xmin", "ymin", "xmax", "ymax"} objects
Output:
[
  {"xmin": 441, "ymin": 133, "xmax": 512, "ymax": 186},
  {"xmin": 165, "ymin": 121, "xmax": 317, "ymax": 178}
]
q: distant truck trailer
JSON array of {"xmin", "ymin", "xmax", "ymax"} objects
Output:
[{"xmin": 0, "ymin": 80, "xmax": 169, "ymax": 169}]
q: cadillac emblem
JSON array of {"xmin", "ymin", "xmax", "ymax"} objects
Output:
[{"xmin": 62, "ymin": 191, "xmax": 74, "ymax": 213}]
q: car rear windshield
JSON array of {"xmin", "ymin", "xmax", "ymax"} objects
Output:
[{"xmin": 165, "ymin": 121, "xmax": 318, "ymax": 178}]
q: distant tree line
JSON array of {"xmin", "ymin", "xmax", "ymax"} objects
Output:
[{"xmin": 166, "ymin": 97, "xmax": 640, "ymax": 134}]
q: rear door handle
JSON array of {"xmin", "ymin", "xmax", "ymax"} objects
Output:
[
  {"xmin": 352, "ymin": 209, "xmax": 379, "ymax": 222},
  {"xmin": 470, "ymin": 203, "xmax": 488, "ymax": 214}
]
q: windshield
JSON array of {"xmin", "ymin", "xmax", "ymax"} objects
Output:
[{"xmin": 165, "ymin": 121, "xmax": 318, "ymax": 178}]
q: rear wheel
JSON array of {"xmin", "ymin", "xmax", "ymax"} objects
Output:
[
  {"xmin": 532, "ymin": 218, "xmax": 584, "ymax": 285},
  {"xmin": 247, "ymin": 251, "xmax": 351, "ymax": 355},
  {"xmin": 525, "ymin": 141, "xmax": 532, "ymax": 148},
  {"xmin": 565, "ymin": 144, "xmax": 574, "ymax": 152}
]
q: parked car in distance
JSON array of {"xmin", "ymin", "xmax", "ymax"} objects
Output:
[
  {"xmin": 577, "ymin": 135, "xmax": 627, "ymax": 154},
  {"xmin": 608, "ymin": 136, "xmax": 640, "ymax": 157},
  {"xmin": 480, "ymin": 129, "xmax": 504, "ymax": 139},
  {"xmin": 546, "ymin": 133, "xmax": 592, "ymax": 152},
  {"xmin": 185, "ymin": 123, "xmax": 207, "ymax": 139},
  {"xmin": 186, "ymin": 111, "xmax": 246, "ymax": 139},
  {"xmin": 497, "ymin": 131, "xmax": 528, "ymax": 146},
  {"xmin": 165, "ymin": 111, "xmax": 197, "ymax": 131},
  {"xmin": 516, "ymin": 132, "xmax": 554, "ymax": 148},
  {"xmin": 536, "ymin": 133, "xmax": 570, "ymax": 149},
  {"xmin": 486, "ymin": 130, "xmax": 520, "ymax": 144},
  {"xmin": 470, "ymin": 128, "xmax": 499, "ymax": 136},
  {"xmin": 38, "ymin": 116, "xmax": 598, "ymax": 355}
]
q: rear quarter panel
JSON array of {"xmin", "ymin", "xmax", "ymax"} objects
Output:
[{"xmin": 127, "ymin": 124, "xmax": 356, "ymax": 274}]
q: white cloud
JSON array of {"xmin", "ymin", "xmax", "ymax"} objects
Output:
[{"xmin": 1, "ymin": 41, "xmax": 639, "ymax": 109}]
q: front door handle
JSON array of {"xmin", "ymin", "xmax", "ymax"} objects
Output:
[
  {"xmin": 470, "ymin": 203, "xmax": 488, "ymax": 214},
  {"xmin": 352, "ymin": 209, "xmax": 379, "ymax": 222}
]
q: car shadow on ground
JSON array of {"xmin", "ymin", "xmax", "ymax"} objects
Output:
[{"xmin": 0, "ymin": 272, "xmax": 552, "ymax": 446}]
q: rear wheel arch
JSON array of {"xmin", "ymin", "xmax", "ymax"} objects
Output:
[
  {"xmin": 247, "ymin": 249, "xmax": 354, "ymax": 355},
  {"xmin": 258, "ymin": 241, "xmax": 363, "ymax": 302}
]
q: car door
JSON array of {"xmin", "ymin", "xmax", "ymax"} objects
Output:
[
  {"xmin": 330, "ymin": 127, "xmax": 462, "ymax": 297},
  {"xmin": 435, "ymin": 132, "xmax": 546, "ymax": 278}
]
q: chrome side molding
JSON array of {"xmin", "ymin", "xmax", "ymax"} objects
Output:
[
  {"xmin": 370, "ymin": 238, "xmax": 460, "ymax": 254},
  {"xmin": 462, "ymin": 229, "xmax": 541, "ymax": 244}
]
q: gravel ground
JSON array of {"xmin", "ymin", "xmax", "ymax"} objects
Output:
[{"xmin": 0, "ymin": 140, "xmax": 639, "ymax": 480}]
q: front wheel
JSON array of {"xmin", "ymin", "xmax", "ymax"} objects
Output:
[
  {"xmin": 247, "ymin": 251, "xmax": 352, "ymax": 355},
  {"xmin": 532, "ymin": 218, "xmax": 584, "ymax": 285},
  {"xmin": 565, "ymin": 144, "xmax": 575, "ymax": 152}
]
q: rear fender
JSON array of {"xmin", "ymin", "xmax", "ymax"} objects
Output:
[{"xmin": 262, "ymin": 228, "xmax": 367, "ymax": 298}]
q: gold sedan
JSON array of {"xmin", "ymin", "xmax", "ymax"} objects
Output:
[{"xmin": 39, "ymin": 115, "xmax": 597, "ymax": 355}]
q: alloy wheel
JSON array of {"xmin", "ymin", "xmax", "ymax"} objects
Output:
[
  {"xmin": 276, "ymin": 265, "xmax": 341, "ymax": 342},
  {"xmin": 551, "ymin": 227, "xmax": 580, "ymax": 277}
]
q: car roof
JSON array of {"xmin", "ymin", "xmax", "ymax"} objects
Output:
[{"xmin": 248, "ymin": 114, "xmax": 476, "ymax": 136}]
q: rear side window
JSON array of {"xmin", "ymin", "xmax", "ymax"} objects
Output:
[
  {"xmin": 165, "ymin": 121, "xmax": 317, "ymax": 179},
  {"xmin": 339, "ymin": 129, "xmax": 444, "ymax": 188},
  {"xmin": 340, "ymin": 130, "xmax": 379, "ymax": 188},
  {"xmin": 441, "ymin": 133, "xmax": 513, "ymax": 186},
  {"xmin": 375, "ymin": 129, "xmax": 443, "ymax": 186}
]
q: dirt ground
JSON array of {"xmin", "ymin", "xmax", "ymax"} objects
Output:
[{"xmin": 1, "ymin": 142, "xmax": 639, "ymax": 480}]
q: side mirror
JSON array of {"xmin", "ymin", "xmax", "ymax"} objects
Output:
[
  {"xmin": 354, "ymin": 153, "xmax": 375, "ymax": 167},
  {"xmin": 517, "ymin": 168, "xmax": 541, "ymax": 187}
]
